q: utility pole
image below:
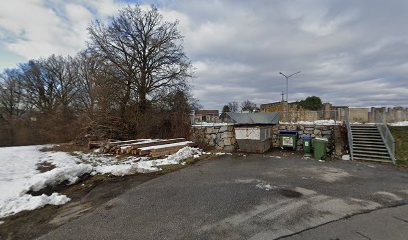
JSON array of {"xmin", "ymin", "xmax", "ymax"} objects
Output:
[
  {"xmin": 281, "ymin": 91, "xmax": 285, "ymax": 102},
  {"xmin": 279, "ymin": 71, "xmax": 300, "ymax": 122}
]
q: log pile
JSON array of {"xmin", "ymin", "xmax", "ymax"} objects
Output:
[{"xmin": 89, "ymin": 138, "xmax": 196, "ymax": 157}]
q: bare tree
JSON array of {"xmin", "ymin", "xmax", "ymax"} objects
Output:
[
  {"xmin": 88, "ymin": 5, "xmax": 191, "ymax": 114},
  {"xmin": 241, "ymin": 100, "xmax": 257, "ymax": 112},
  {"xmin": 227, "ymin": 101, "xmax": 239, "ymax": 112},
  {"xmin": 0, "ymin": 69, "xmax": 25, "ymax": 144}
]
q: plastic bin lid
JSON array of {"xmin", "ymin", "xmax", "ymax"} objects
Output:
[
  {"xmin": 279, "ymin": 130, "xmax": 298, "ymax": 135},
  {"xmin": 303, "ymin": 135, "xmax": 312, "ymax": 140},
  {"xmin": 313, "ymin": 137, "xmax": 328, "ymax": 142}
]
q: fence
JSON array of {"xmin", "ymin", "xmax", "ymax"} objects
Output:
[{"xmin": 374, "ymin": 109, "xmax": 396, "ymax": 163}]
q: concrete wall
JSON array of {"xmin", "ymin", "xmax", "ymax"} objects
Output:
[
  {"xmin": 261, "ymin": 101, "xmax": 408, "ymax": 123},
  {"xmin": 348, "ymin": 108, "xmax": 369, "ymax": 123}
]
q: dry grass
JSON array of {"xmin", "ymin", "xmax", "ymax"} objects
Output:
[
  {"xmin": 40, "ymin": 143, "xmax": 90, "ymax": 153},
  {"xmin": 389, "ymin": 126, "xmax": 408, "ymax": 163}
]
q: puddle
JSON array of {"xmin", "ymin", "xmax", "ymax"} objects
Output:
[{"xmin": 278, "ymin": 188, "xmax": 303, "ymax": 198}]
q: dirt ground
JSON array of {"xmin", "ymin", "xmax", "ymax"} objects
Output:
[
  {"xmin": 0, "ymin": 147, "xmax": 214, "ymax": 240},
  {"xmin": 0, "ymin": 173, "xmax": 157, "ymax": 240}
]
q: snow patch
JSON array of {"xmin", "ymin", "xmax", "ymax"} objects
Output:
[
  {"xmin": 256, "ymin": 183, "xmax": 275, "ymax": 191},
  {"xmin": 280, "ymin": 120, "xmax": 341, "ymax": 125},
  {"xmin": 215, "ymin": 152, "xmax": 232, "ymax": 156},
  {"xmin": 389, "ymin": 121, "xmax": 408, "ymax": 126},
  {"xmin": 342, "ymin": 155, "xmax": 350, "ymax": 161},
  {"xmin": 0, "ymin": 193, "xmax": 70, "ymax": 218},
  {"xmin": 0, "ymin": 145, "xmax": 202, "ymax": 218},
  {"xmin": 135, "ymin": 147, "xmax": 202, "ymax": 172},
  {"xmin": 27, "ymin": 164, "xmax": 93, "ymax": 192},
  {"xmin": 192, "ymin": 122, "xmax": 233, "ymax": 127}
]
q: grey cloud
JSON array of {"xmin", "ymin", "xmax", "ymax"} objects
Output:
[
  {"xmin": 160, "ymin": 0, "xmax": 408, "ymax": 109},
  {"xmin": 1, "ymin": 0, "xmax": 407, "ymax": 110}
]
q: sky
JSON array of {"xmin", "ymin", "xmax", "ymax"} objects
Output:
[{"xmin": 0, "ymin": 0, "xmax": 407, "ymax": 110}]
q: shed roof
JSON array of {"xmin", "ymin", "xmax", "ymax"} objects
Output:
[{"xmin": 222, "ymin": 112, "xmax": 280, "ymax": 125}]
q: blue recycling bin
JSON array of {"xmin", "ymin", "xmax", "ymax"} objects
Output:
[{"xmin": 279, "ymin": 130, "xmax": 298, "ymax": 150}]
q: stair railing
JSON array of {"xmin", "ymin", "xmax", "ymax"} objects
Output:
[
  {"xmin": 345, "ymin": 109, "xmax": 354, "ymax": 160},
  {"xmin": 374, "ymin": 110, "xmax": 396, "ymax": 163}
]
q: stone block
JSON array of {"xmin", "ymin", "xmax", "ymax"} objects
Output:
[
  {"xmin": 221, "ymin": 132, "xmax": 234, "ymax": 139},
  {"xmin": 206, "ymin": 127, "xmax": 216, "ymax": 134},
  {"xmin": 219, "ymin": 126, "xmax": 228, "ymax": 132}
]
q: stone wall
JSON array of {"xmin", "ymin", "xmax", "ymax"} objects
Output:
[
  {"xmin": 191, "ymin": 123, "xmax": 345, "ymax": 157},
  {"xmin": 191, "ymin": 124, "xmax": 237, "ymax": 152},
  {"xmin": 272, "ymin": 124, "xmax": 343, "ymax": 157}
]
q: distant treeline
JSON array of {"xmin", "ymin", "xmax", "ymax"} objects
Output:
[{"xmin": 0, "ymin": 5, "xmax": 199, "ymax": 146}]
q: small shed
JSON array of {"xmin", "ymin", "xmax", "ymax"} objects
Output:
[{"xmin": 220, "ymin": 112, "xmax": 280, "ymax": 153}]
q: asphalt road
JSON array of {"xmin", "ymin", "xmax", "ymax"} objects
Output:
[{"xmin": 38, "ymin": 153, "xmax": 408, "ymax": 240}]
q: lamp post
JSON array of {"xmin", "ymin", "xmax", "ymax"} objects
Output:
[{"xmin": 279, "ymin": 71, "xmax": 300, "ymax": 122}]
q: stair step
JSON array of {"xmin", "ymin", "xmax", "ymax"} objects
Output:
[
  {"xmin": 352, "ymin": 131, "xmax": 379, "ymax": 134},
  {"xmin": 353, "ymin": 153, "xmax": 391, "ymax": 159},
  {"xmin": 353, "ymin": 138, "xmax": 383, "ymax": 144},
  {"xmin": 353, "ymin": 149, "xmax": 390, "ymax": 156},
  {"xmin": 352, "ymin": 129, "xmax": 379, "ymax": 132},
  {"xmin": 353, "ymin": 146, "xmax": 388, "ymax": 152},
  {"xmin": 353, "ymin": 157, "xmax": 393, "ymax": 162},
  {"xmin": 352, "ymin": 132, "xmax": 381, "ymax": 136},
  {"xmin": 353, "ymin": 135, "xmax": 382, "ymax": 140},
  {"xmin": 353, "ymin": 140, "xmax": 384, "ymax": 144},
  {"xmin": 353, "ymin": 142, "xmax": 385, "ymax": 148}
]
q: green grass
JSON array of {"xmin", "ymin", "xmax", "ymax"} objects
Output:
[{"xmin": 389, "ymin": 126, "xmax": 408, "ymax": 162}]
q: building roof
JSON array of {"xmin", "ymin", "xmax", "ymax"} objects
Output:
[
  {"xmin": 195, "ymin": 110, "xmax": 219, "ymax": 115},
  {"xmin": 221, "ymin": 112, "xmax": 280, "ymax": 125}
]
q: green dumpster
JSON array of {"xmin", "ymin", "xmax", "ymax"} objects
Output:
[
  {"xmin": 279, "ymin": 130, "xmax": 298, "ymax": 150},
  {"xmin": 303, "ymin": 135, "xmax": 312, "ymax": 154},
  {"xmin": 312, "ymin": 137, "xmax": 328, "ymax": 160}
]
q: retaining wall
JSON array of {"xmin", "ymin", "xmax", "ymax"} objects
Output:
[
  {"xmin": 273, "ymin": 124, "xmax": 343, "ymax": 157},
  {"xmin": 191, "ymin": 123, "xmax": 345, "ymax": 157},
  {"xmin": 191, "ymin": 124, "xmax": 237, "ymax": 152}
]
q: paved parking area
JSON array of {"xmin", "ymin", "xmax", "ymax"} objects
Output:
[{"xmin": 39, "ymin": 154, "xmax": 408, "ymax": 240}]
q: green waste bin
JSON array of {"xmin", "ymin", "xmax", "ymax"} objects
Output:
[
  {"xmin": 279, "ymin": 130, "xmax": 298, "ymax": 150},
  {"xmin": 312, "ymin": 137, "xmax": 328, "ymax": 160},
  {"xmin": 303, "ymin": 135, "xmax": 312, "ymax": 154}
]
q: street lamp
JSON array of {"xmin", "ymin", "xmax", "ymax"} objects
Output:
[{"xmin": 279, "ymin": 71, "xmax": 300, "ymax": 122}]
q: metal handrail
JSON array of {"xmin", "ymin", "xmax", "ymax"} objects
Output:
[
  {"xmin": 345, "ymin": 109, "xmax": 354, "ymax": 160},
  {"xmin": 374, "ymin": 110, "xmax": 396, "ymax": 163}
]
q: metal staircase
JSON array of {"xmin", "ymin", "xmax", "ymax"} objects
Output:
[{"xmin": 349, "ymin": 124, "xmax": 393, "ymax": 162}]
